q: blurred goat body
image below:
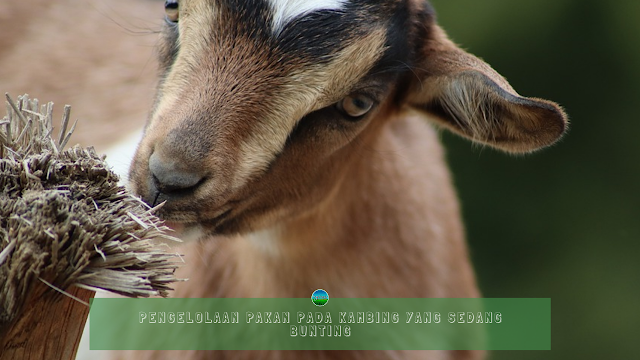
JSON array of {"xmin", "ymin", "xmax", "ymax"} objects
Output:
[{"xmin": 118, "ymin": 0, "xmax": 568, "ymax": 359}]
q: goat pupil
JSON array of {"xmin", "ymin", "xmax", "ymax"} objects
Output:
[
  {"xmin": 352, "ymin": 97, "xmax": 367, "ymax": 110},
  {"xmin": 165, "ymin": 0, "xmax": 178, "ymax": 9}
]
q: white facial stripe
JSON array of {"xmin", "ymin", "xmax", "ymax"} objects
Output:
[{"xmin": 268, "ymin": 0, "xmax": 349, "ymax": 34}]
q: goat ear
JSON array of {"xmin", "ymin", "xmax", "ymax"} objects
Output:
[{"xmin": 407, "ymin": 25, "xmax": 568, "ymax": 153}]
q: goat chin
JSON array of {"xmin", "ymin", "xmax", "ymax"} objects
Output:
[{"xmin": 167, "ymin": 223, "xmax": 207, "ymax": 244}]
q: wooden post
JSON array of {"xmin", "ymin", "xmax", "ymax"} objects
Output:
[{"xmin": 0, "ymin": 284, "xmax": 94, "ymax": 360}]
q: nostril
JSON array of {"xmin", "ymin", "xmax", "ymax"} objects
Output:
[{"xmin": 148, "ymin": 151, "xmax": 205, "ymax": 194}]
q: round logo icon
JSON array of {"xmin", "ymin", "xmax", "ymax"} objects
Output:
[{"xmin": 311, "ymin": 289, "xmax": 329, "ymax": 306}]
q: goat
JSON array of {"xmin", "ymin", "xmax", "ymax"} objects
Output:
[{"xmin": 119, "ymin": 0, "xmax": 568, "ymax": 359}]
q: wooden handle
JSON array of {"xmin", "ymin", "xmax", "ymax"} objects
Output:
[{"xmin": 0, "ymin": 285, "xmax": 95, "ymax": 360}]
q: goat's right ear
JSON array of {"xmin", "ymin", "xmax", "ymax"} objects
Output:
[{"xmin": 406, "ymin": 25, "xmax": 568, "ymax": 153}]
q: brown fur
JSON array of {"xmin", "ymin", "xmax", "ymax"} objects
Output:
[
  {"xmin": 1, "ymin": 1, "xmax": 567, "ymax": 360},
  {"xmin": 117, "ymin": 111, "xmax": 481, "ymax": 360},
  {"xmin": 120, "ymin": 1, "xmax": 567, "ymax": 359}
]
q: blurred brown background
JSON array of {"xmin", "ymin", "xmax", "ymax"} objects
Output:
[
  {"xmin": 0, "ymin": 0, "xmax": 160, "ymax": 151},
  {"xmin": 2, "ymin": 0, "xmax": 637, "ymax": 359}
]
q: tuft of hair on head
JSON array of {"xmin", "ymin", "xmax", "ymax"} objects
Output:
[{"xmin": 0, "ymin": 94, "xmax": 183, "ymax": 359}]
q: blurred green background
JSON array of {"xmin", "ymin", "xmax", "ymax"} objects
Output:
[{"xmin": 430, "ymin": 0, "xmax": 639, "ymax": 358}]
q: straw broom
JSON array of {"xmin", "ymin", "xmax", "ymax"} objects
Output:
[{"xmin": 0, "ymin": 94, "xmax": 182, "ymax": 359}]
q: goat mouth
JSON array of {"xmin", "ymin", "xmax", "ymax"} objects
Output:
[
  {"xmin": 159, "ymin": 208, "xmax": 233, "ymax": 242},
  {"xmin": 152, "ymin": 190, "xmax": 257, "ymax": 235},
  {"xmin": 158, "ymin": 203, "xmax": 237, "ymax": 231}
]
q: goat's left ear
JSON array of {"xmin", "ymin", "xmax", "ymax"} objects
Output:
[{"xmin": 407, "ymin": 25, "xmax": 568, "ymax": 153}]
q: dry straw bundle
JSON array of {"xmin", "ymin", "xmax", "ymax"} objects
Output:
[{"xmin": 0, "ymin": 94, "xmax": 182, "ymax": 359}]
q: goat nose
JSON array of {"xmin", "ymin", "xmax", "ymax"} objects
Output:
[{"xmin": 148, "ymin": 151, "xmax": 204, "ymax": 193}]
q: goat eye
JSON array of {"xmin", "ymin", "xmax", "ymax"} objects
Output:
[
  {"xmin": 165, "ymin": 0, "xmax": 179, "ymax": 23},
  {"xmin": 337, "ymin": 94, "xmax": 375, "ymax": 119}
]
